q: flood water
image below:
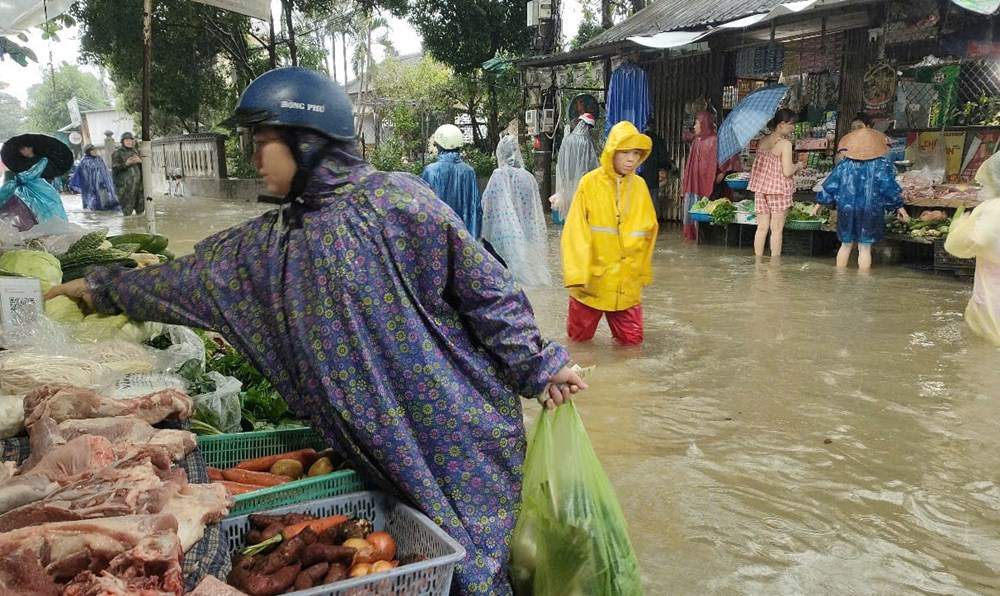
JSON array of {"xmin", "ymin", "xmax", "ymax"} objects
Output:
[{"xmin": 64, "ymin": 194, "xmax": 1000, "ymax": 595}]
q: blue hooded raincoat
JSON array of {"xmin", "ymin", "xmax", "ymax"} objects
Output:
[
  {"xmin": 816, "ymin": 156, "xmax": 903, "ymax": 244},
  {"xmin": 84, "ymin": 132, "xmax": 569, "ymax": 595},
  {"xmin": 421, "ymin": 152, "xmax": 482, "ymax": 238},
  {"xmin": 70, "ymin": 154, "xmax": 119, "ymax": 211}
]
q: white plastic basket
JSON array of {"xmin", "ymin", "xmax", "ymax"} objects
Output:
[{"xmin": 220, "ymin": 490, "xmax": 466, "ymax": 595}]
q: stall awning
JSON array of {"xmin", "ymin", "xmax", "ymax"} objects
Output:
[
  {"xmin": 0, "ymin": 0, "xmax": 76, "ymax": 35},
  {"xmin": 626, "ymin": 0, "xmax": 840, "ymax": 49},
  {"xmin": 1, "ymin": 0, "xmax": 269, "ymax": 35}
]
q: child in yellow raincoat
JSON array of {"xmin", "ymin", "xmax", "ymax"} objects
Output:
[
  {"xmin": 561, "ymin": 121, "xmax": 659, "ymax": 345},
  {"xmin": 944, "ymin": 151, "xmax": 1000, "ymax": 346}
]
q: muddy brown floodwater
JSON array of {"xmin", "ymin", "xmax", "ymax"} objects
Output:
[{"xmin": 65, "ymin": 194, "xmax": 1000, "ymax": 594}]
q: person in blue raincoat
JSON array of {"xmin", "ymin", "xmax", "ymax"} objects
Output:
[
  {"xmin": 420, "ymin": 124, "xmax": 482, "ymax": 238},
  {"xmin": 45, "ymin": 67, "xmax": 587, "ymax": 595},
  {"xmin": 0, "ymin": 157, "xmax": 68, "ymax": 228},
  {"xmin": 70, "ymin": 145, "xmax": 119, "ymax": 211},
  {"xmin": 813, "ymin": 127, "xmax": 910, "ymax": 269}
]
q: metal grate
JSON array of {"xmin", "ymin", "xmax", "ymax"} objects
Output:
[{"xmin": 894, "ymin": 59, "xmax": 1000, "ymax": 129}]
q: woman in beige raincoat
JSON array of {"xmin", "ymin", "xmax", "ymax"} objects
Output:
[{"xmin": 944, "ymin": 151, "xmax": 1000, "ymax": 346}]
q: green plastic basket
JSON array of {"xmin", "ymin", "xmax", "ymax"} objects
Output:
[
  {"xmin": 784, "ymin": 218, "xmax": 825, "ymax": 231},
  {"xmin": 197, "ymin": 428, "xmax": 366, "ymax": 516}
]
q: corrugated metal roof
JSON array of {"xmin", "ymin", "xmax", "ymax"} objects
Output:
[{"xmin": 583, "ymin": 0, "xmax": 794, "ymax": 48}]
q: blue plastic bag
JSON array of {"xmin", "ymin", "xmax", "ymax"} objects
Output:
[{"xmin": 0, "ymin": 158, "xmax": 69, "ymax": 227}]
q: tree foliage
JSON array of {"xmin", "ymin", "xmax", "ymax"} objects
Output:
[
  {"xmin": 0, "ymin": 93, "xmax": 27, "ymax": 140},
  {"xmin": 73, "ymin": 0, "xmax": 258, "ymax": 134},
  {"xmin": 25, "ymin": 64, "xmax": 106, "ymax": 133},
  {"xmin": 406, "ymin": 0, "xmax": 531, "ymax": 74},
  {"xmin": 370, "ymin": 54, "xmax": 456, "ymax": 156}
]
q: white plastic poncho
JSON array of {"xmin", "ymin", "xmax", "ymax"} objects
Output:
[
  {"xmin": 482, "ymin": 136, "xmax": 552, "ymax": 288},
  {"xmin": 554, "ymin": 121, "xmax": 600, "ymax": 220},
  {"xmin": 944, "ymin": 151, "xmax": 1000, "ymax": 346}
]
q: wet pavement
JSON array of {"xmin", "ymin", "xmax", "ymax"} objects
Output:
[{"xmin": 64, "ymin": 194, "xmax": 1000, "ymax": 594}]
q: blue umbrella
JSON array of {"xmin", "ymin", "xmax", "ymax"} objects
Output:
[{"xmin": 717, "ymin": 85, "xmax": 788, "ymax": 164}]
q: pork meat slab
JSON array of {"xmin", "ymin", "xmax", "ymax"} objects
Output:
[
  {"xmin": 62, "ymin": 532, "xmax": 185, "ymax": 596},
  {"xmin": 0, "ymin": 513, "xmax": 178, "ymax": 587},
  {"xmin": 23, "ymin": 384, "xmax": 194, "ymax": 429},
  {"xmin": 0, "ymin": 452, "xmax": 188, "ymax": 532},
  {"xmin": 26, "ymin": 417, "xmax": 196, "ymax": 464},
  {"xmin": 160, "ymin": 483, "xmax": 233, "ymax": 551}
]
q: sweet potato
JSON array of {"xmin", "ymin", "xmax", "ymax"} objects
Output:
[
  {"xmin": 248, "ymin": 512, "xmax": 316, "ymax": 530},
  {"xmin": 243, "ymin": 562, "xmax": 301, "ymax": 596},
  {"xmin": 293, "ymin": 562, "xmax": 329, "ymax": 591},
  {"xmin": 246, "ymin": 529, "xmax": 264, "ymax": 545},
  {"xmin": 219, "ymin": 481, "xmax": 260, "ymax": 496},
  {"xmin": 301, "ymin": 543, "xmax": 356, "ymax": 568},
  {"xmin": 206, "ymin": 467, "xmax": 225, "ymax": 481},
  {"xmin": 235, "ymin": 448, "xmax": 318, "ymax": 472},
  {"xmin": 252, "ymin": 528, "xmax": 317, "ymax": 576},
  {"xmin": 227, "ymin": 554, "xmax": 254, "ymax": 590},
  {"xmin": 260, "ymin": 523, "xmax": 284, "ymax": 543},
  {"xmin": 321, "ymin": 563, "xmax": 348, "ymax": 585}
]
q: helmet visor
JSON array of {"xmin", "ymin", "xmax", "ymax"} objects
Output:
[{"xmin": 218, "ymin": 108, "xmax": 275, "ymax": 130}]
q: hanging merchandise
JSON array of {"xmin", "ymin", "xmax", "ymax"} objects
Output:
[
  {"xmin": 604, "ymin": 62, "xmax": 652, "ymax": 137},
  {"xmin": 863, "ymin": 62, "xmax": 897, "ymax": 122}
]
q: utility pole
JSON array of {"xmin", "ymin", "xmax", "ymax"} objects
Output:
[
  {"xmin": 141, "ymin": 0, "xmax": 156, "ymax": 233},
  {"xmin": 530, "ymin": 0, "xmax": 560, "ymax": 206}
]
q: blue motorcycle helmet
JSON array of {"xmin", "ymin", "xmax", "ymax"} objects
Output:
[
  {"xmin": 220, "ymin": 67, "xmax": 355, "ymax": 141},
  {"xmin": 221, "ymin": 68, "xmax": 357, "ymax": 208}
]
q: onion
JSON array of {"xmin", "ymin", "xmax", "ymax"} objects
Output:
[
  {"xmin": 366, "ymin": 531, "xmax": 397, "ymax": 561},
  {"xmin": 348, "ymin": 562, "xmax": 371, "ymax": 577},
  {"xmin": 370, "ymin": 560, "xmax": 398, "ymax": 573},
  {"xmin": 343, "ymin": 538, "xmax": 374, "ymax": 564}
]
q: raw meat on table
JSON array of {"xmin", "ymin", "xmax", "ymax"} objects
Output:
[
  {"xmin": 62, "ymin": 532, "xmax": 185, "ymax": 596},
  {"xmin": 23, "ymin": 384, "xmax": 194, "ymax": 430},
  {"xmin": 26, "ymin": 416, "xmax": 196, "ymax": 464},
  {"xmin": 160, "ymin": 482, "xmax": 233, "ymax": 550},
  {"xmin": 0, "ymin": 435, "xmax": 116, "ymax": 514},
  {"xmin": 0, "ymin": 513, "xmax": 178, "ymax": 589}
]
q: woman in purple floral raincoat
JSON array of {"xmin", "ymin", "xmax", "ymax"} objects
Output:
[{"xmin": 47, "ymin": 68, "xmax": 586, "ymax": 595}]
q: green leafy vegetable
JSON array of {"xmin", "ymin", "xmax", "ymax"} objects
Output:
[{"xmin": 710, "ymin": 201, "xmax": 737, "ymax": 226}]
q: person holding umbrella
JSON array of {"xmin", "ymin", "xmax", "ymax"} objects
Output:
[
  {"xmin": 112, "ymin": 132, "xmax": 144, "ymax": 216},
  {"xmin": 70, "ymin": 144, "xmax": 120, "ymax": 211},
  {"xmin": 748, "ymin": 108, "xmax": 802, "ymax": 257},
  {"xmin": 0, "ymin": 134, "xmax": 71, "ymax": 227}
]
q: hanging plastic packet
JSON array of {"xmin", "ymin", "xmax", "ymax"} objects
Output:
[{"xmin": 510, "ymin": 400, "xmax": 643, "ymax": 595}]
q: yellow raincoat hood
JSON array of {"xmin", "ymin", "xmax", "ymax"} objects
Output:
[
  {"xmin": 599, "ymin": 121, "xmax": 652, "ymax": 177},
  {"xmin": 944, "ymin": 151, "xmax": 1000, "ymax": 346},
  {"xmin": 561, "ymin": 121, "xmax": 658, "ymax": 311}
]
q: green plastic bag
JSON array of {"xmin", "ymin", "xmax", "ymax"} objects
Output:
[{"xmin": 510, "ymin": 402, "xmax": 643, "ymax": 595}]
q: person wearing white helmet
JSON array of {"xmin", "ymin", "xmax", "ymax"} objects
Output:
[{"xmin": 420, "ymin": 123, "xmax": 483, "ymax": 238}]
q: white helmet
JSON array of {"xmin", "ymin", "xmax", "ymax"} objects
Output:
[{"xmin": 432, "ymin": 124, "xmax": 464, "ymax": 150}]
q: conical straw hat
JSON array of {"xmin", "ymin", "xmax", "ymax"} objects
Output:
[{"xmin": 837, "ymin": 127, "xmax": 890, "ymax": 161}]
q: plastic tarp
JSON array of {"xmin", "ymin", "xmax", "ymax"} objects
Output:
[
  {"xmin": 948, "ymin": 0, "xmax": 1000, "ymax": 15},
  {"xmin": 0, "ymin": 0, "xmax": 75, "ymax": 35}
]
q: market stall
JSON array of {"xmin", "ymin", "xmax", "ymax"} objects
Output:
[{"xmin": 0, "ymin": 221, "xmax": 463, "ymax": 594}]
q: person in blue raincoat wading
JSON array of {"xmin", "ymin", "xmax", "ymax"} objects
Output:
[
  {"xmin": 420, "ymin": 124, "xmax": 482, "ymax": 238},
  {"xmin": 45, "ymin": 67, "xmax": 587, "ymax": 595}
]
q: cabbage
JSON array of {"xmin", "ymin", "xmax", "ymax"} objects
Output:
[
  {"xmin": 44, "ymin": 296, "xmax": 85, "ymax": 322},
  {"xmin": 0, "ymin": 250, "xmax": 62, "ymax": 291},
  {"xmin": 119, "ymin": 320, "xmax": 163, "ymax": 343},
  {"xmin": 83, "ymin": 313, "xmax": 129, "ymax": 328}
]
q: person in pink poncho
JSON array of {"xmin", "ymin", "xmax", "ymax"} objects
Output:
[{"xmin": 681, "ymin": 111, "xmax": 741, "ymax": 242}]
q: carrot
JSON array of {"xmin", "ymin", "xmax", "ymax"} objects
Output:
[
  {"xmin": 281, "ymin": 514, "xmax": 348, "ymax": 540},
  {"xmin": 222, "ymin": 468, "xmax": 291, "ymax": 487},
  {"xmin": 218, "ymin": 480, "xmax": 261, "ymax": 496},
  {"xmin": 242, "ymin": 515, "xmax": 348, "ymax": 556},
  {"xmin": 207, "ymin": 467, "xmax": 225, "ymax": 481},
  {"xmin": 235, "ymin": 448, "xmax": 319, "ymax": 472}
]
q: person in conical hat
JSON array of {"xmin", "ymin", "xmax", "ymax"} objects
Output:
[
  {"xmin": 944, "ymin": 151, "xmax": 1000, "ymax": 346},
  {"xmin": 814, "ymin": 126, "xmax": 910, "ymax": 269}
]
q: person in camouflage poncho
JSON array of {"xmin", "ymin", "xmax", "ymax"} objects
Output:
[{"xmin": 112, "ymin": 132, "xmax": 144, "ymax": 215}]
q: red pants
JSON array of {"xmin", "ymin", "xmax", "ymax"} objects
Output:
[{"xmin": 567, "ymin": 297, "xmax": 644, "ymax": 345}]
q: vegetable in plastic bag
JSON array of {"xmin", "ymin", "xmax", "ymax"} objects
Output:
[
  {"xmin": 191, "ymin": 371, "xmax": 243, "ymax": 434},
  {"xmin": 510, "ymin": 402, "xmax": 643, "ymax": 596}
]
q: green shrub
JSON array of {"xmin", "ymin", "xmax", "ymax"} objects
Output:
[{"xmin": 463, "ymin": 147, "xmax": 497, "ymax": 178}]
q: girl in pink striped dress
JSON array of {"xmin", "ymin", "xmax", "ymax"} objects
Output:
[{"xmin": 748, "ymin": 109, "xmax": 802, "ymax": 257}]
